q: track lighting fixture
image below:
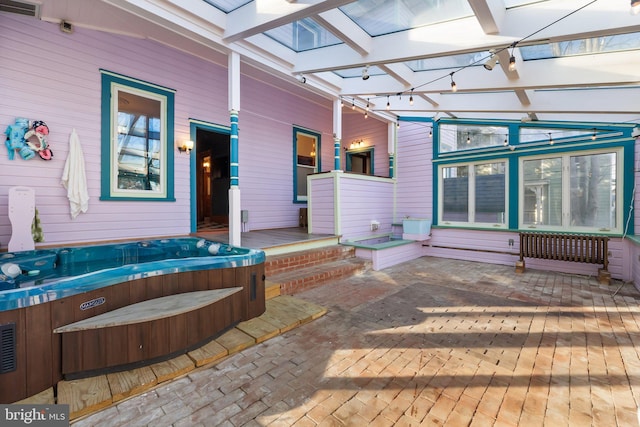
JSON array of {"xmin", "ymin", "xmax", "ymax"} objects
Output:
[
  {"xmin": 632, "ymin": 0, "xmax": 640, "ymax": 14},
  {"xmin": 450, "ymin": 72, "xmax": 457, "ymax": 92},
  {"xmin": 296, "ymin": 74, "xmax": 306, "ymax": 84},
  {"xmin": 483, "ymin": 55, "xmax": 498, "ymax": 71},
  {"xmin": 362, "ymin": 65, "xmax": 370, "ymax": 81}
]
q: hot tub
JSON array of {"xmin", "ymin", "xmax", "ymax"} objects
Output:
[{"xmin": 0, "ymin": 237, "xmax": 265, "ymax": 403}]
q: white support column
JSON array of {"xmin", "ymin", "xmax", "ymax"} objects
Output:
[
  {"xmin": 228, "ymin": 52, "xmax": 241, "ymax": 247},
  {"xmin": 333, "ymin": 98, "xmax": 342, "ymax": 171},
  {"xmin": 388, "ymin": 122, "xmax": 396, "ymax": 178}
]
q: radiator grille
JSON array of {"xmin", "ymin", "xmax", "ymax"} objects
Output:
[
  {"xmin": 519, "ymin": 232, "xmax": 609, "ymax": 269},
  {"xmin": 0, "ymin": 323, "xmax": 17, "ymax": 374},
  {"xmin": 0, "ymin": 0, "xmax": 40, "ymax": 17}
]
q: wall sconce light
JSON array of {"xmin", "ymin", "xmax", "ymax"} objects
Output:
[
  {"xmin": 349, "ymin": 140, "xmax": 364, "ymax": 150},
  {"xmin": 178, "ymin": 140, "xmax": 194, "ymax": 153}
]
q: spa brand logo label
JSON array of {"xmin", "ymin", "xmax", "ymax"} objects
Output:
[
  {"xmin": 0, "ymin": 404, "xmax": 69, "ymax": 426},
  {"xmin": 80, "ymin": 297, "xmax": 105, "ymax": 311}
]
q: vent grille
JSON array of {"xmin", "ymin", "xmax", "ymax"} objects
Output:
[
  {"xmin": 0, "ymin": 323, "xmax": 17, "ymax": 374},
  {"xmin": 0, "ymin": 0, "xmax": 40, "ymax": 18}
]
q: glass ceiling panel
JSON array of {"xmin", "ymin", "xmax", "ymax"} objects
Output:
[
  {"xmin": 407, "ymin": 51, "xmax": 492, "ymax": 72},
  {"xmin": 504, "ymin": 0, "xmax": 548, "ymax": 8},
  {"xmin": 202, "ymin": 0, "xmax": 252, "ymax": 13},
  {"xmin": 340, "ymin": 0, "xmax": 473, "ymax": 37},
  {"xmin": 264, "ymin": 18, "xmax": 342, "ymax": 52},
  {"xmin": 520, "ymin": 32, "xmax": 640, "ymax": 60}
]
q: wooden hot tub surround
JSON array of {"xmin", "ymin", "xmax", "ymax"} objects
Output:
[{"xmin": 0, "ymin": 239, "xmax": 265, "ymax": 403}]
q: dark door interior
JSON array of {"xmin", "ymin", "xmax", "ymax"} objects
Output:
[{"xmin": 196, "ymin": 129, "xmax": 230, "ymax": 228}]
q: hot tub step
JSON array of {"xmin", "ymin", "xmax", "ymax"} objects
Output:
[{"xmin": 54, "ymin": 288, "xmax": 242, "ymax": 333}]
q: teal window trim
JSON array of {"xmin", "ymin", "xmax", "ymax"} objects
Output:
[
  {"xmin": 417, "ymin": 116, "xmax": 636, "ymax": 235},
  {"xmin": 189, "ymin": 119, "xmax": 231, "ymax": 233},
  {"xmin": 345, "ymin": 147, "xmax": 374, "ymax": 175},
  {"xmin": 293, "ymin": 126, "xmax": 321, "ymax": 203},
  {"xmin": 100, "ymin": 70, "xmax": 175, "ymax": 201}
]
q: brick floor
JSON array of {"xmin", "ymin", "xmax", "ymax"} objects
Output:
[{"xmin": 72, "ymin": 257, "xmax": 640, "ymax": 426}]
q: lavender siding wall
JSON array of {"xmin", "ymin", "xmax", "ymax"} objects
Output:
[
  {"xmin": 308, "ymin": 175, "xmax": 335, "ymax": 234},
  {"xmin": 0, "ymin": 14, "xmax": 332, "ymax": 248},
  {"xmin": 338, "ymin": 175, "xmax": 394, "ymax": 241},
  {"xmin": 238, "ymin": 75, "xmax": 331, "ymax": 231},
  {"xmin": 395, "ymin": 122, "xmax": 432, "ymax": 220}
]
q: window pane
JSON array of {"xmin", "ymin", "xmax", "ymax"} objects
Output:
[
  {"xmin": 116, "ymin": 90, "xmax": 162, "ymax": 192},
  {"xmin": 522, "ymin": 158, "xmax": 562, "ymax": 226},
  {"xmin": 442, "ymin": 166, "xmax": 468, "ymax": 222},
  {"xmin": 295, "ymin": 130, "xmax": 319, "ymax": 201},
  {"xmin": 570, "ymin": 153, "xmax": 616, "ymax": 229},
  {"xmin": 475, "ymin": 162, "xmax": 506, "ymax": 224},
  {"xmin": 440, "ymin": 124, "xmax": 508, "ymax": 153}
]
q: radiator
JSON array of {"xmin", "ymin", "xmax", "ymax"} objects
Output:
[{"xmin": 518, "ymin": 232, "xmax": 610, "ymax": 283}]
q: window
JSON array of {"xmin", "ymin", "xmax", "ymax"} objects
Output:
[
  {"xmin": 520, "ymin": 149, "xmax": 620, "ymax": 232},
  {"xmin": 439, "ymin": 161, "xmax": 507, "ymax": 227},
  {"xmin": 293, "ymin": 127, "xmax": 320, "ymax": 202},
  {"xmin": 439, "ymin": 124, "xmax": 509, "ymax": 153},
  {"xmin": 346, "ymin": 147, "xmax": 374, "ymax": 175},
  {"xmin": 100, "ymin": 70, "xmax": 175, "ymax": 200}
]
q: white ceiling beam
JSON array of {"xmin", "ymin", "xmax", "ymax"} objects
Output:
[
  {"xmin": 515, "ymin": 89, "xmax": 532, "ymax": 106},
  {"xmin": 313, "ymin": 9, "xmax": 372, "ymax": 56},
  {"xmin": 339, "ymin": 50, "xmax": 640, "ymax": 96},
  {"xmin": 467, "ymin": 0, "xmax": 506, "ymax": 35},
  {"xmin": 223, "ymin": 0, "xmax": 356, "ymax": 43},
  {"xmin": 377, "ymin": 63, "xmax": 414, "ymax": 88},
  {"xmin": 380, "ymin": 87, "xmax": 640, "ymax": 115}
]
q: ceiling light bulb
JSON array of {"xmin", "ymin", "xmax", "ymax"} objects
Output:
[
  {"xmin": 509, "ymin": 55, "xmax": 516, "ymax": 71},
  {"xmin": 451, "ymin": 81, "xmax": 457, "ymax": 92},
  {"xmin": 351, "ymin": 99, "xmax": 355, "ymax": 110},
  {"xmin": 386, "ymin": 97, "xmax": 390, "ymax": 110},
  {"xmin": 409, "ymin": 95, "xmax": 414, "ymax": 106}
]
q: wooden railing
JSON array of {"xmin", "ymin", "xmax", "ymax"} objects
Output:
[{"xmin": 517, "ymin": 232, "xmax": 610, "ymax": 284}]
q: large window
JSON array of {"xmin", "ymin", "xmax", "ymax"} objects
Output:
[
  {"xmin": 440, "ymin": 161, "xmax": 507, "ymax": 227},
  {"xmin": 100, "ymin": 70, "xmax": 175, "ymax": 201},
  {"xmin": 520, "ymin": 150, "xmax": 620, "ymax": 233},
  {"xmin": 293, "ymin": 127, "xmax": 321, "ymax": 202}
]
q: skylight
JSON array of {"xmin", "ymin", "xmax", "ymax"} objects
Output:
[
  {"xmin": 407, "ymin": 51, "xmax": 492, "ymax": 72},
  {"xmin": 201, "ymin": 0, "xmax": 251, "ymax": 13},
  {"xmin": 520, "ymin": 32, "xmax": 640, "ymax": 60},
  {"xmin": 264, "ymin": 18, "xmax": 343, "ymax": 52},
  {"xmin": 339, "ymin": 0, "xmax": 473, "ymax": 37},
  {"xmin": 333, "ymin": 65, "xmax": 386, "ymax": 79}
]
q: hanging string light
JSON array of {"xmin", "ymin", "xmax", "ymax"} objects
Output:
[
  {"xmin": 450, "ymin": 72, "xmax": 457, "ymax": 92},
  {"xmin": 466, "ymin": 133, "xmax": 471, "ymax": 144},
  {"xmin": 508, "ymin": 43, "xmax": 517, "ymax": 72},
  {"xmin": 592, "ymin": 128, "xmax": 597, "ymax": 140},
  {"xmin": 549, "ymin": 133, "xmax": 554, "ymax": 145},
  {"xmin": 386, "ymin": 95, "xmax": 390, "ymax": 111},
  {"xmin": 351, "ymin": 98, "xmax": 355, "ymax": 110},
  {"xmin": 429, "ymin": 127, "xmax": 433, "ymax": 137},
  {"xmin": 409, "ymin": 89, "xmax": 414, "ymax": 106}
]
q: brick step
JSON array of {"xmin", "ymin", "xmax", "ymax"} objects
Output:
[
  {"xmin": 266, "ymin": 257, "xmax": 370, "ymax": 295},
  {"xmin": 265, "ymin": 245, "xmax": 356, "ymax": 276}
]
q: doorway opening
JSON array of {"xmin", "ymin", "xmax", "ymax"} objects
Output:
[{"xmin": 196, "ymin": 128, "xmax": 230, "ymax": 232}]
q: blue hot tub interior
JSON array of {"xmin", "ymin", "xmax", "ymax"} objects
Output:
[{"xmin": 0, "ymin": 238, "xmax": 264, "ymax": 308}]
